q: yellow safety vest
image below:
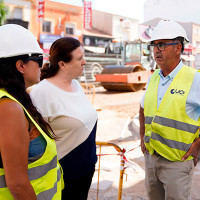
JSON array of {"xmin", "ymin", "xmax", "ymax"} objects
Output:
[
  {"xmin": 144, "ymin": 66, "xmax": 200, "ymax": 161},
  {"xmin": 0, "ymin": 89, "xmax": 63, "ymax": 199}
]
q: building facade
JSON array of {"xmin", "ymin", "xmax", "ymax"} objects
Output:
[
  {"xmin": 4, "ymin": 0, "xmax": 139, "ymax": 55},
  {"xmin": 92, "ymin": 10, "xmax": 138, "ymax": 42},
  {"xmin": 5, "ymin": 0, "xmax": 83, "ymax": 55}
]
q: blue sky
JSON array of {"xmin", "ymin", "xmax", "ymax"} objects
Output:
[{"xmin": 51, "ymin": 0, "xmax": 147, "ymax": 22}]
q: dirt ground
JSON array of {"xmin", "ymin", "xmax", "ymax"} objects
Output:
[{"xmin": 87, "ymin": 86, "xmax": 200, "ymax": 200}]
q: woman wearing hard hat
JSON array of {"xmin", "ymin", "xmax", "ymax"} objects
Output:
[
  {"xmin": 140, "ymin": 19, "xmax": 200, "ymax": 200},
  {"xmin": 0, "ymin": 24, "xmax": 63, "ymax": 199}
]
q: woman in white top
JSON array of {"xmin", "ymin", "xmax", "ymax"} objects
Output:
[{"xmin": 31, "ymin": 37, "xmax": 98, "ymax": 200}]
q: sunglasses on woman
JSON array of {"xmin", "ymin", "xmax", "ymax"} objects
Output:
[{"xmin": 24, "ymin": 56, "xmax": 43, "ymax": 68}]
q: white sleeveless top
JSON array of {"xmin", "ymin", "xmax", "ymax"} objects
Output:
[{"xmin": 30, "ymin": 79, "xmax": 98, "ymax": 160}]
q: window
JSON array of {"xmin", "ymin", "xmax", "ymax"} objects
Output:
[
  {"xmin": 65, "ymin": 23, "xmax": 75, "ymax": 35},
  {"xmin": 125, "ymin": 43, "xmax": 141, "ymax": 62},
  {"xmin": 13, "ymin": 7, "xmax": 23, "ymax": 20},
  {"xmin": 194, "ymin": 28, "xmax": 200, "ymax": 35},
  {"xmin": 42, "ymin": 21, "xmax": 51, "ymax": 33}
]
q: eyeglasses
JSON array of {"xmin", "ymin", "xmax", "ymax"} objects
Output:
[
  {"xmin": 24, "ymin": 56, "xmax": 43, "ymax": 68},
  {"xmin": 150, "ymin": 42, "xmax": 179, "ymax": 51}
]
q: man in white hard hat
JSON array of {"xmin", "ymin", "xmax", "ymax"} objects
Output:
[{"xmin": 139, "ymin": 19, "xmax": 200, "ymax": 200}]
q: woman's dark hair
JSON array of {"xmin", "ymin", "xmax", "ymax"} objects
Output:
[
  {"xmin": 41, "ymin": 37, "xmax": 81, "ymax": 80},
  {"xmin": 0, "ymin": 55, "xmax": 55, "ymax": 139}
]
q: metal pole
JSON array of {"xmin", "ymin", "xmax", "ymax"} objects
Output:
[
  {"xmin": 96, "ymin": 144, "xmax": 102, "ymax": 200},
  {"xmin": 96, "ymin": 141, "xmax": 125, "ymax": 200},
  {"xmin": 118, "ymin": 153, "xmax": 125, "ymax": 200}
]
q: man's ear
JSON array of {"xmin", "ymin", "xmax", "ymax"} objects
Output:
[
  {"xmin": 176, "ymin": 43, "xmax": 182, "ymax": 54},
  {"xmin": 16, "ymin": 60, "xmax": 25, "ymax": 74}
]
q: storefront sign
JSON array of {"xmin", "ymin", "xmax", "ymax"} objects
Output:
[
  {"xmin": 84, "ymin": 1, "xmax": 92, "ymax": 29},
  {"xmin": 83, "ymin": 36, "xmax": 111, "ymax": 47},
  {"xmin": 40, "ymin": 34, "xmax": 61, "ymax": 43},
  {"xmin": 37, "ymin": 0, "xmax": 45, "ymax": 22}
]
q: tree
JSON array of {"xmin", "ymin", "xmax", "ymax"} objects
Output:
[{"xmin": 0, "ymin": 0, "xmax": 8, "ymax": 26}]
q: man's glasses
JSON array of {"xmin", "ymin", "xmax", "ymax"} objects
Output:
[
  {"xmin": 150, "ymin": 42, "xmax": 179, "ymax": 51},
  {"xmin": 24, "ymin": 56, "xmax": 43, "ymax": 68}
]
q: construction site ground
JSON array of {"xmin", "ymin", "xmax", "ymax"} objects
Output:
[{"xmin": 87, "ymin": 86, "xmax": 200, "ymax": 200}]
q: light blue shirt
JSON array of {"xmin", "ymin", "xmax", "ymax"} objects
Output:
[{"xmin": 141, "ymin": 61, "xmax": 200, "ymax": 120}]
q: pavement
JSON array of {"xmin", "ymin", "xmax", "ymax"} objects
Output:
[{"xmin": 87, "ymin": 87, "xmax": 200, "ymax": 200}]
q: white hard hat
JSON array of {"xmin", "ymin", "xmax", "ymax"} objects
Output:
[
  {"xmin": 0, "ymin": 24, "xmax": 46, "ymax": 58},
  {"xmin": 149, "ymin": 19, "xmax": 189, "ymax": 43}
]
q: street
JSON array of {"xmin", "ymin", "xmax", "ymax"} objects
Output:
[{"xmin": 88, "ymin": 86, "xmax": 200, "ymax": 200}]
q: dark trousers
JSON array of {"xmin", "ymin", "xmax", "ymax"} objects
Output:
[{"xmin": 62, "ymin": 169, "xmax": 95, "ymax": 200}]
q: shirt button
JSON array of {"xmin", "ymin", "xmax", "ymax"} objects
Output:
[{"xmin": 159, "ymin": 98, "xmax": 161, "ymax": 100}]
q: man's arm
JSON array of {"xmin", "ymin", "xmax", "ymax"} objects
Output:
[
  {"xmin": 182, "ymin": 72, "xmax": 200, "ymax": 166},
  {"xmin": 139, "ymin": 106, "xmax": 146, "ymax": 154}
]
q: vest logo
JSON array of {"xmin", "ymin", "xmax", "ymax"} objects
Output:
[{"xmin": 170, "ymin": 89, "xmax": 185, "ymax": 95}]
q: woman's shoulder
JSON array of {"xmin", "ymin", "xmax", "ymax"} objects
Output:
[
  {"xmin": 0, "ymin": 98, "xmax": 24, "ymax": 119},
  {"xmin": 0, "ymin": 98, "xmax": 21, "ymax": 108},
  {"xmin": 72, "ymin": 79, "xmax": 84, "ymax": 93},
  {"xmin": 72, "ymin": 79, "xmax": 81, "ymax": 87},
  {"xmin": 31, "ymin": 79, "xmax": 51, "ymax": 94}
]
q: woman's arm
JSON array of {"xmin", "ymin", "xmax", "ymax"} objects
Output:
[{"xmin": 0, "ymin": 99, "xmax": 37, "ymax": 200}]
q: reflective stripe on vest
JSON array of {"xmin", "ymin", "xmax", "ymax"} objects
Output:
[
  {"xmin": 144, "ymin": 66, "xmax": 200, "ymax": 161},
  {"xmin": 0, "ymin": 168, "xmax": 61, "ymax": 199},
  {"xmin": 0, "ymin": 156, "xmax": 57, "ymax": 188},
  {"xmin": 151, "ymin": 132, "xmax": 192, "ymax": 152},
  {"xmin": 145, "ymin": 116, "xmax": 153, "ymax": 124},
  {"xmin": 145, "ymin": 116, "xmax": 199, "ymax": 134},
  {"xmin": 144, "ymin": 132, "xmax": 192, "ymax": 152},
  {"xmin": 0, "ymin": 90, "xmax": 63, "ymax": 199},
  {"xmin": 36, "ymin": 168, "xmax": 61, "ymax": 200}
]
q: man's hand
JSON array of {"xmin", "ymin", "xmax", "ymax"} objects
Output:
[
  {"xmin": 182, "ymin": 138, "xmax": 200, "ymax": 166},
  {"xmin": 140, "ymin": 138, "xmax": 147, "ymax": 154}
]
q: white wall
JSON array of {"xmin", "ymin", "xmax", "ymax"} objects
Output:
[
  {"xmin": 92, "ymin": 10, "xmax": 112, "ymax": 35},
  {"xmin": 144, "ymin": 0, "xmax": 200, "ymax": 24}
]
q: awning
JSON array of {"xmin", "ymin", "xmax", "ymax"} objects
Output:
[{"xmin": 83, "ymin": 29, "xmax": 113, "ymax": 38}]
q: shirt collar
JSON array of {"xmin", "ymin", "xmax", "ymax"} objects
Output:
[{"xmin": 158, "ymin": 61, "xmax": 184, "ymax": 80}]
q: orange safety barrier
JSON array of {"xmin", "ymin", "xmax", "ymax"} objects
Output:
[
  {"xmin": 95, "ymin": 141, "xmax": 136, "ymax": 200},
  {"xmin": 95, "ymin": 141, "xmax": 140, "ymax": 200}
]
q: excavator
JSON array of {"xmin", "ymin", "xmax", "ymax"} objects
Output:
[{"xmin": 95, "ymin": 39, "xmax": 155, "ymax": 92}]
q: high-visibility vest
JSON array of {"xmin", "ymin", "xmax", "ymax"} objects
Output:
[
  {"xmin": 144, "ymin": 66, "xmax": 200, "ymax": 161},
  {"xmin": 0, "ymin": 89, "xmax": 63, "ymax": 199}
]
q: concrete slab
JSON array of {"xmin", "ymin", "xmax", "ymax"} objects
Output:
[{"xmin": 90, "ymin": 180, "xmax": 113, "ymax": 191}]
